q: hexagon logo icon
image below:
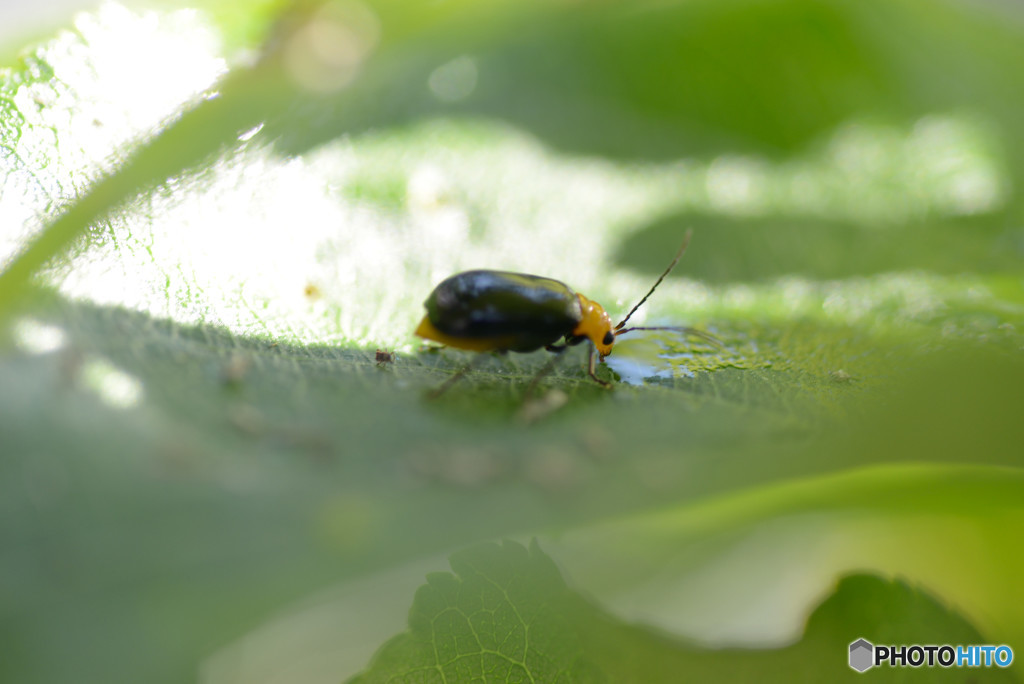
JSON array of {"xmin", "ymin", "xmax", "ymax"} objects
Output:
[{"xmin": 849, "ymin": 638, "xmax": 874, "ymax": 672}]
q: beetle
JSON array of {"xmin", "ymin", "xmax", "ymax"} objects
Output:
[{"xmin": 415, "ymin": 230, "xmax": 717, "ymax": 394}]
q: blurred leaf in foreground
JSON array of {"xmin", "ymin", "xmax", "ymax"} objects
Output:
[{"xmin": 7, "ymin": 300, "xmax": 1020, "ymax": 683}]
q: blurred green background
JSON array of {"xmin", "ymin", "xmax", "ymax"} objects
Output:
[{"xmin": 1, "ymin": 0, "xmax": 1022, "ymax": 682}]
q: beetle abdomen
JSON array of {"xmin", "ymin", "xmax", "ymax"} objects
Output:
[{"xmin": 424, "ymin": 270, "xmax": 583, "ymax": 352}]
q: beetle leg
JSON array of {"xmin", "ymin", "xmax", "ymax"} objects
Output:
[
  {"xmin": 587, "ymin": 344, "xmax": 612, "ymax": 388},
  {"xmin": 526, "ymin": 347, "xmax": 569, "ymax": 398},
  {"xmin": 426, "ymin": 354, "xmax": 486, "ymax": 399}
]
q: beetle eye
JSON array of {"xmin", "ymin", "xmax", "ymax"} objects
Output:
[{"xmin": 602, "ymin": 331, "xmax": 615, "ymax": 346}]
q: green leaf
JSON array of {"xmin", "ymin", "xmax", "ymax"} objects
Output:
[
  {"xmin": 3, "ymin": 1, "xmax": 1024, "ymax": 682},
  {"xmin": 352, "ymin": 540, "xmax": 1014, "ymax": 683},
  {"xmin": 1, "ymin": 296, "xmax": 1021, "ymax": 682},
  {"xmin": 350, "ymin": 540, "xmax": 599, "ymax": 684}
]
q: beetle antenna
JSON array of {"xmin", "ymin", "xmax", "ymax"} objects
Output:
[
  {"xmin": 614, "ymin": 229, "xmax": 693, "ymax": 331},
  {"xmin": 614, "ymin": 325, "xmax": 723, "ymax": 348}
]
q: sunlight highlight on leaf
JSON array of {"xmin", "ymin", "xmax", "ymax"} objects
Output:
[
  {"xmin": 12, "ymin": 317, "xmax": 67, "ymax": 354},
  {"xmin": 0, "ymin": 2, "xmax": 226, "ymax": 265},
  {"xmin": 80, "ymin": 356, "xmax": 144, "ymax": 408}
]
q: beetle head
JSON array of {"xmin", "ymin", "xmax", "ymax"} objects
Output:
[{"xmin": 572, "ymin": 294, "xmax": 615, "ymax": 357}]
